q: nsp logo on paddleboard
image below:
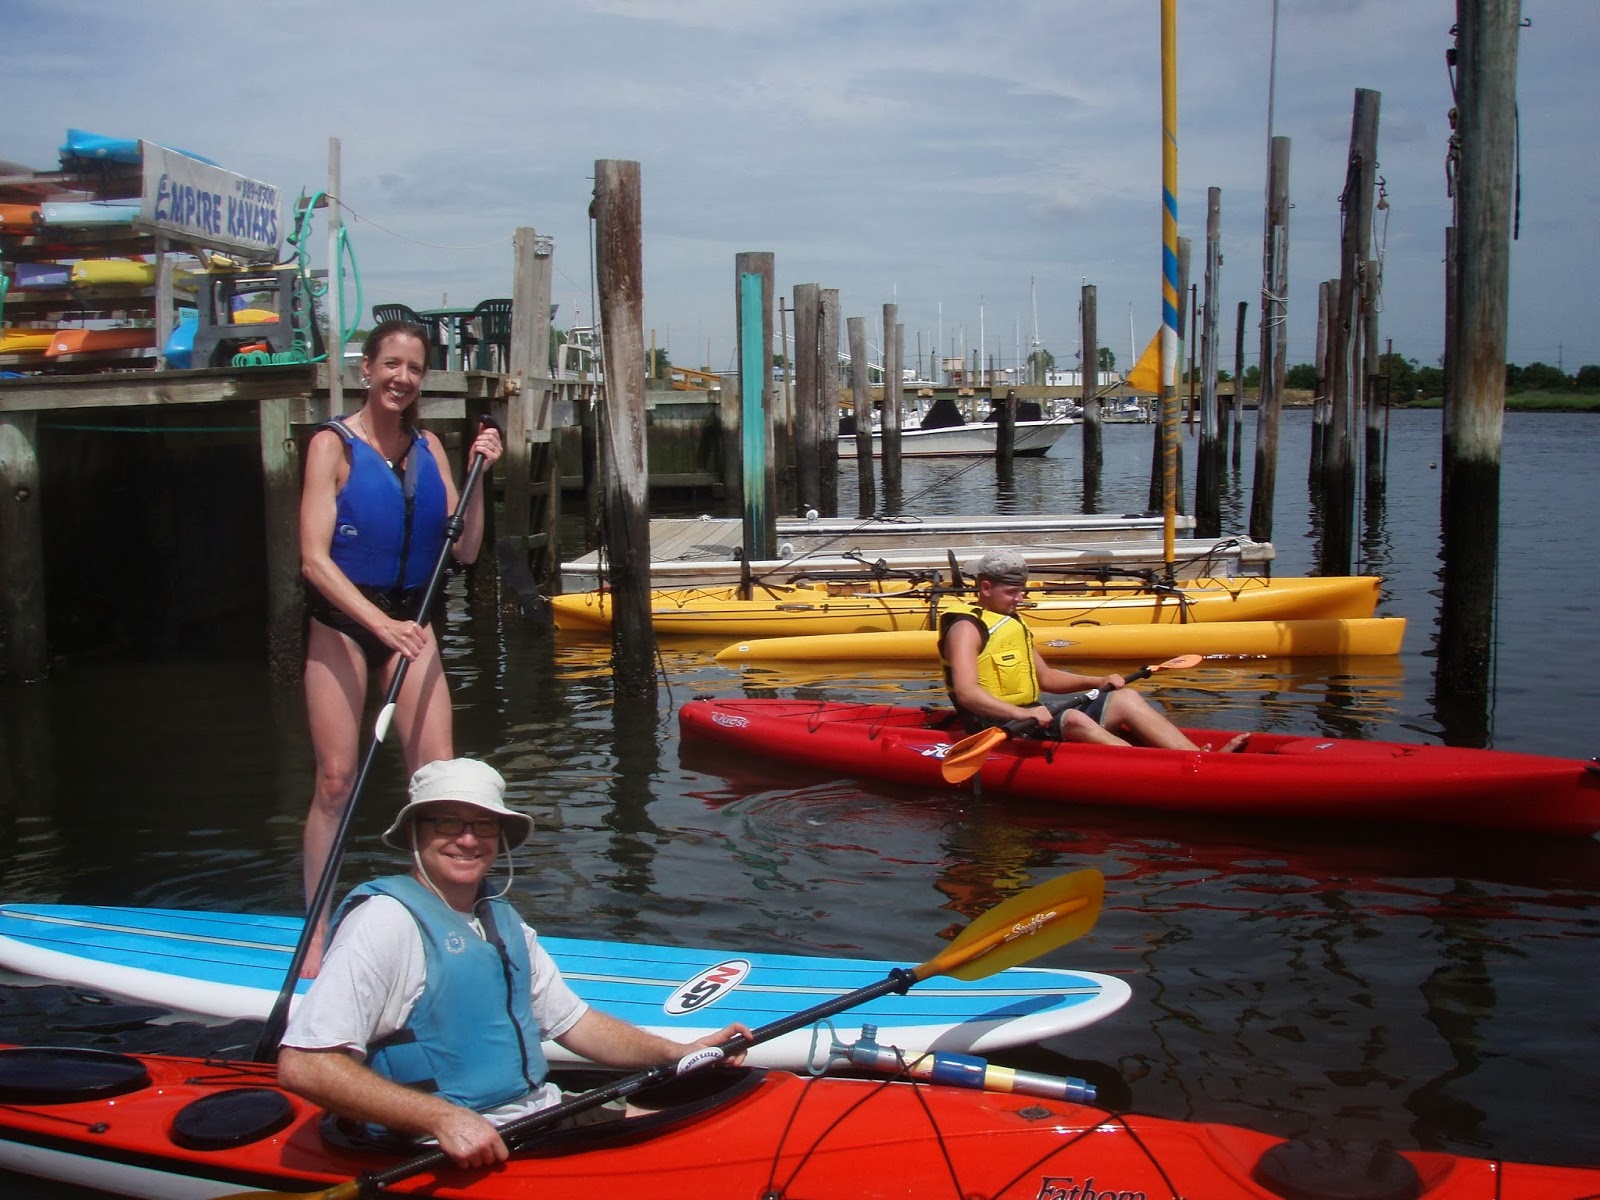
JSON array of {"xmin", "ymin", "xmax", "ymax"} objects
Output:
[{"xmin": 664, "ymin": 958, "xmax": 752, "ymax": 1014}]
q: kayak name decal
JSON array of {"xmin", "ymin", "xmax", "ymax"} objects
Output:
[
  {"xmin": 1036, "ymin": 1177, "xmax": 1146, "ymax": 1200},
  {"xmin": 919, "ymin": 744, "xmax": 955, "ymax": 760},
  {"xmin": 665, "ymin": 958, "xmax": 752, "ymax": 1014},
  {"xmin": 711, "ymin": 712, "xmax": 750, "ymax": 729},
  {"xmin": 1007, "ymin": 910, "xmax": 1056, "ymax": 944}
]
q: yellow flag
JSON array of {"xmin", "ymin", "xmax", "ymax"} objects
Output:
[{"xmin": 1125, "ymin": 331, "xmax": 1166, "ymax": 394}]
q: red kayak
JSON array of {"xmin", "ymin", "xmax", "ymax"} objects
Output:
[
  {"xmin": 0, "ymin": 1045, "xmax": 1594, "ymax": 1199},
  {"xmin": 677, "ymin": 699, "xmax": 1600, "ymax": 836}
]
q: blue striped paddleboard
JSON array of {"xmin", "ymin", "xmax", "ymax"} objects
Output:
[{"xmin": 0, "ymin": 904, "xmax": 1130, "ymax": 1071}]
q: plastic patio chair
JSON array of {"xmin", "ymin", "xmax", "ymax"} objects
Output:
[
  {"xmin": 463, "ymin": 298, "xmax": 513, "ymax": 371},
  {"xmin": 370, "ymin": 303, "xmax": 445, "ymax": 368}
]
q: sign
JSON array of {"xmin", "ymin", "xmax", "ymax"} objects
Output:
[{"xmin": 139, "ymin": 141, "xmax": 284, "ymax": 261}]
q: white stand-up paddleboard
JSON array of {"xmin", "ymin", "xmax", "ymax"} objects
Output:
[{"xmin": 0, "ymin": 904, "xmax": 1129, "ymax": 1071}]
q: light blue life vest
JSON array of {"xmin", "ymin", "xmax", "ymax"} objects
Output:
[
  {"xmin": 324, "ymin": 418, "xmax": 449, "ymax": 591},
  {"xmin": 333, "ymin": 875, "xmax": 549, "ymax": 1113}
]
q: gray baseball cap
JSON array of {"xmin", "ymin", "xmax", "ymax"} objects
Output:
[{"xmin": 962, "ymin": 549, "xmax": 1029, "ymax": 585}]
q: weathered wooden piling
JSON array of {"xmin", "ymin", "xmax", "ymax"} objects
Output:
[
  {"xmin": 1438, "ymin": 0, "xmax": 1520, "ymax": 734},
  {"xmin": 1196, "ymin": 186, "xmax": 1223, "ymax": 538},
  {"xmin": 1363, "ymin": 263, "xmax": 1385, "ymax": 490},
  {"xmin": 1310, "ymin": 280, "xmax": 1333, "ymax": 477},
  {"xmin": 1319, "ymin": 88, "xmax": 1380, "ymax": 577},
  {"xmin": 994, "ymin": 388, "xmax": 1017, "ymax": 482},
  {"xmin": 258, "ymin": 396, "xmax": 302, "ymax": 681},
  {"xmin": 818, "ymin": 288, "xmax": 841, "ymax": 518},
  {"xmin": 1250, "ymin": 135, "xmax": 1291, "ymax": 545},
  {"xmin": 1080, "ymin": 284, "xmax": 1102, "ymax": 510},
  {"xmin": 847, "ymin": 315, "xmax": 875, "ymax": 517},
  {"xmin": 881, "ymin": 305, "xmax": 902, "ymax": 505},
  {"xmin": 791, "ymin": 284, "xmax": 820, "ymax": 515},
  {"xmin": 734, "ymin": 251, "xmax": 776, "ymax": 563},
  {"xmin": 591, "ymin": 159, "xmax": 655, "ymax": 697},
  {"xmin": 0, "ymin": 414, "xmax": 46, "ymax": 681},
  {"xmin": 502, "ymin": 227, "xmax": 559, "ymax": 609}
]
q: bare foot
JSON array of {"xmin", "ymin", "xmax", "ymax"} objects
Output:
[{"xmin": 1217, "ymin": 732, "xmax": 1250, "ymax": 753}]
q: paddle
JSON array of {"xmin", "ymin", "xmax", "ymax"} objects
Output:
[
  {"xmin": 939, "ymin": 653, "xmax": 1204, "ymax": 785},
  {"xmin": 222, "ymin": 868, "xmax": 1104, "ymax": 1200},
  {"xmin": 250, "ymin": 420, "xmax": 496, "ymax": 1064}
]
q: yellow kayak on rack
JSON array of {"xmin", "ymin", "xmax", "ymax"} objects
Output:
[
  {"xmin": 716, "ymin": 616, "xmax": 1406, "ymax": 664},
  {"xmin": 550, "ymin": 575, "xmax": 1383, "ymax": 637},
  {"xmin": 68, "ymin": 259, "xmax": 157, "ymax": 287}
]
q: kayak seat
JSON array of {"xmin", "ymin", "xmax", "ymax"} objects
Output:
[
  {"xmin": 1251, "ymin": 1136, "xmax": 1421, "ymax": 1200},
  {"xmin": 0, "ymin": 1046, "xmax": 150, "ymax": 1104},
  {"xmin": 171, "ymin": 1087, "xmax": 296, "ymax": 1150}
]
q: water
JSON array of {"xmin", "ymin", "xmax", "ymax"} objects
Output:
[{"xmin": 1, "ymin": 409, "xmax": 1597, "ymax": 1195}]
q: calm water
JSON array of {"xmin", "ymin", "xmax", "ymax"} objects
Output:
[{"xmin": 1, "ymin": 409, "xmax": 1597, "ymax": 1195}]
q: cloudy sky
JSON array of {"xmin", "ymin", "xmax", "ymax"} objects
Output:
[{"xmin": 4, "ymin": 1, "xmax": 1595, "ymax": 378}]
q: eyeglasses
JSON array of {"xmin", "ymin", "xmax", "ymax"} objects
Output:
[{"xmin": 419, "ymin": 816, "xmax": 502, "ymax": 838}]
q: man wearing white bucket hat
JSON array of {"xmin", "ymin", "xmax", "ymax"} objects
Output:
[{"xmin": 278, "ymin": 758, "xmax": 748, "ymax": 1169}]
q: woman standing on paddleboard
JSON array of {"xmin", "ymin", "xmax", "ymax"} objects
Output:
[{"xmin": 298, "ymin": 319, "xmax": 502, "ymax": 975}]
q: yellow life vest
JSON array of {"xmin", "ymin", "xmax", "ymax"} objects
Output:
[{"xmin": 939, "ymin": 606, "xmax": 1039, "ymax": 708}]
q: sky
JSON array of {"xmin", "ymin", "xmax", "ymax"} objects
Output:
[{"xmin": 3, "ymin": 0, "xmax": 1595, "ymax": 379}]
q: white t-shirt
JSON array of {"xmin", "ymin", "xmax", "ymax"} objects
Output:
[{"xmin": 281, "ymin": 893, "xmax": 589, "ymax": 1122}]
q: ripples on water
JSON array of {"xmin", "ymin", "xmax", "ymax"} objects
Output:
[{"xmin": 1, "ymin": 411, "xmax": 1597, "ymax": 1195}]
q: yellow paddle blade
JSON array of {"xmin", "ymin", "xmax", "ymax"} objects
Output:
[
  {"xmin": 917, "ymin": 868, "xmax": 1104, "ymax": 982},
  {"xmin": 216, "ymin": 1181, "xmax": 362, "ymax": 1200},
  {"xmin": 940, "ymin": 726, "xmax": 1010, "ymax": 784}
]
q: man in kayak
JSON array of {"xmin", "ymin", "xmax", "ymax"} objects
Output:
[
  {"xmin": 940, "ymin": 550, "xmax": 1248, "ymax": 751},
  {"xmin": 278, "ymin": 758, "xmax": 749, "ymax": 1169}
]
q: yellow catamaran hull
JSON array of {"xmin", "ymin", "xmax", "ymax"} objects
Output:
[
  {"xmin": 715, "ymin": 616, "xmax": 1405, "ymax": 664},
  {"xmin": 550, "ymin": 575, "xmax": 1382, "ymax": 637}
]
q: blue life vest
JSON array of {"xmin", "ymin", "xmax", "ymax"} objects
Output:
[
  {"xmin": 324, "ymin": 419, "xmax": 449, "ymax": 591},
  {"xmin": 333, "ymin": 876, "xmax": 549, "ymax": 1113}
]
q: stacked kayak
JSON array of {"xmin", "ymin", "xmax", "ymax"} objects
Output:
[
  {"xmin": 0, "ymin": 1045, "xmax": 1593, "ymax": 1199},
  {"xmin": 677, "ymin": 698, "xmax": 1600, "ymax": 836},
  {"xmin": 0, "ymin": 904, "xmax": 1127, "ymax": 1071},
  {"xmin": 551, "ymin": 574, "xmax": 1382, "ymax": 637},
  {"xmin": 717, "ymin": 616, "xmax": 1406, "ymax": 664}
]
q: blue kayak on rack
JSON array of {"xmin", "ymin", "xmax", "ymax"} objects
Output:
[{"xmin": 0, "ymin": 903, "xmax": 1129, "ymax": 1071}]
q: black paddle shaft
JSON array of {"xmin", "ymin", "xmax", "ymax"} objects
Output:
[
  {"xmin": 252, "ymin": 422, "xmax": 496, "ymax": 1063},
  {"xmin": 352, "ymin": 967, "xmax": 918, "ymax": 1194}
]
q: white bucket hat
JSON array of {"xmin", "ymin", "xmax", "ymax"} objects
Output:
[{"xmin": 382, "ymin": 758, "xmax": 533, "ymax": 850}]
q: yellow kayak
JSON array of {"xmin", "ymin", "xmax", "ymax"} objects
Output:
[
  {"xmin": 67, "ymin": 259, "xmax": 157, "ymax": 287},
  {"xmin": 0, "ymin": 328, "xmax": 55, "ymax": 355},
  {"xmin": 716, "ymin": 616, "xmax": 1405, "ymax": 664},
  {"xmin": 550, "ymin": 575, "xmax": 1382, "ymax": 637}
]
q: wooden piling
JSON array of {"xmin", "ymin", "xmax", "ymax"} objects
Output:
[
  {"xmin": 258, "ymin": 396, "xmax": 302, "ymax": 684},
  {"xmin": 775, "ymin": 298, "xmax": 795, "ymax": 514},
  {"xmin": 591, "ymin": 160, "xmax": 655, "ymax": 698},
  {"xmin": 818, "ymin": 288, "xmax": 841, "ymax": 518},
  {"xmin": 502, "ymin": 227, "xmax": 558, "ymax": 607},
  {"xmin": 791, "ymin": 284, "xmax": 820, "ymax": 515},
  {"xmin": 995, "ymin": 387, "xmax": 1017, "ymax": 478},
  {"xmin": 1363, "ymin": 261, "xmax": 1385, "ymax": 490},
  {"xmin": 881, "ymin": 305, "xmax": 902, "ymax": 505},
  {"xmin": 1080, "ymin": 284, "xmax": 1102, "ymax": 511},
  {"xmin": 734, "ymin": 251, "xmax": 776, "ymax": 562},
  {"xmin": 1310, "ymin": 280, "xmax": 1333, "ymax": 477},
  {"xmin": 1321, "ymin": 88, "xmax": 1380, "ymax": 576},
  {"xmin": 1439, "ymin": 0, "xmax": 1520, "ymax": 728},
  {"xmin": 1231, "ymin": 301, "xmax": 1246, "ymax": 470},
  {"xmin": 1196, "ymin": 186, "xmax": 1223, "ymax": 538},
  {"xmin": 0, "ymin": 413, "xmax": 46, "ymax": 681},
  {"xmin": 1250, "ymin": 135, "xmax": 1290, "ymax": 545},
  {"xmin": 847, "ymin": 315, "xmax": 875, "ymax": 517}
]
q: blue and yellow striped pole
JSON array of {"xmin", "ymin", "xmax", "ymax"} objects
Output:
[{"xmin": 1159, "ymin": 0, "xmax": 1179, "ymax": 570}]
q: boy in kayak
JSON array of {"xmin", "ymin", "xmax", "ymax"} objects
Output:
[
  {"xmin": 277, "ymin": 758, "xmax": 749, "ymax": 1168},
  {"xmin": 939, "ymin": 550, "xmax": 1248, "ymax": 751}
]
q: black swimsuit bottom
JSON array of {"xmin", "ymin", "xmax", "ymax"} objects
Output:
[{"xmin": 304, "ymin": 584, "xmax": 443, "ymax": 664}]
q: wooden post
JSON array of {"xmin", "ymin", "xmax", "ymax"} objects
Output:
[
  {"xmin": 1231, "ymin": 301, "xmax": 1247, "ymax": 470},
  {"xmin": 775, "ymin": 298, "xmax": 795, "ymax": 514},
  {"xmin": 501, "ymin": 227, "xmax": 557, "ymax": 606},
  {"xmin": 258, "ymin": 396, "xmax": 303, "ymax": 684},
  {"xmin": 881, "ymin": 304, "xmax": 902, "ymax": 505},
  {"xmin": 847, "ymin": 316, "xmax": 876, "ymax": 516},
  {"xmin": 735, "ymin": 251, "xmax": 776, "ymax": 561},
  {"xmin": 1363, "ymin": 260, "xmax": 1385, "ymax": 491},
  {"xmin": 1439, "ymin": 0, "xmax": 1519, "ymax": 736},
  {"xmin": 0, "ymin": 414, "xmax": 47, "ymax": 681},
  {"xmin": 1196, "ymin": 186, "xmax": 1222, "ymax": 538},
  {"xmin": 995, "ymin": 387, "xmax": 1017, "ymax": 477},
  {"xmin": 1080, "ymin": 283, "xmax": 1102, "ymax": 511},
  {"xmin": 1251, "ymin": 135, "xmax": 1291, "ymax": 544},
  {"xmin": 591, "ymin": 160, "xmax": 655, "ymax": 698},
  {"xmin": 1321, "ymin": 88, "xmax": 1379, "ymax": 577},
  {"xmin": 818, "ymin": 288, "xmax": 841, "ymax": 518},
  {"xmin": 791, "ymin": 284, "xmax": 819, "ymax": 515},
  {"xmin": 1310, "ymin": 280, "xmax": 1333, "ymax": 478}
]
